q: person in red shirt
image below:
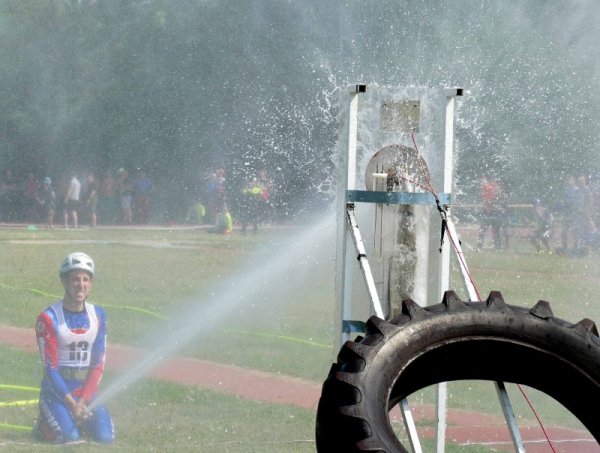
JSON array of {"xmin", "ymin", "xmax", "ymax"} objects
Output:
[{"xmin": 477, "ymin": 176, "xmax": 504, "ymax": 250}]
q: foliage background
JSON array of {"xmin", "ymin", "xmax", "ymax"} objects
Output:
[{"xmin": 2, "ymin": 1, "xmax": 600, "ymax": 219}]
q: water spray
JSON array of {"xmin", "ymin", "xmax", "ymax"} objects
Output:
[{"xmin": 88, "ymin": 218, "xmax": 335, "ymax": 411}]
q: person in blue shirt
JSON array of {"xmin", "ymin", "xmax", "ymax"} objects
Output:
[{"xmin": 530, "ymin": 199, "xmax": 554, "ymax": 254}]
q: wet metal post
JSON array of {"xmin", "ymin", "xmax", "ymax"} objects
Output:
[
  {"xmin": 434, "ymin": 88, "xmax": 461, "ymax": 453},
  {"xmin": 335, "ymin": 84, "xmax": 369, "ymax": 350}
]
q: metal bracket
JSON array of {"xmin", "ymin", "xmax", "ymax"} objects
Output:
[{"xmin": 347, "ymin": 190, "xmax": 451, "ymax": 205}]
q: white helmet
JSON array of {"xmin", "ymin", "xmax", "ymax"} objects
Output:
[{"xmin": 59, "ymin": 252, "xmax": 95, "ymax": 278}]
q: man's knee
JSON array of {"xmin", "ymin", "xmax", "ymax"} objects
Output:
[{"xmin": 90, "ymin": 406, "xmax": 115, "ymax": 443}]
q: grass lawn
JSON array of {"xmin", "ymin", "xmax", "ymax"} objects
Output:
[{"xmin": 0, "ymin": 224, "xmax": 598, "ymax": 450}]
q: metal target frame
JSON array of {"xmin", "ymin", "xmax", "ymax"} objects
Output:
[{"xmin": 334, "ymin": 85, "xmax": 525, "ymax": 452}]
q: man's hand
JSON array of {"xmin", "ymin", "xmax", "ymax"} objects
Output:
[
  {"xmin": 73, "ymin": 400, "xmax": 93, "ymax": 423},
  {"xmin": 65, "ymin": 394, "xmax": 93, "ymax": 424}
]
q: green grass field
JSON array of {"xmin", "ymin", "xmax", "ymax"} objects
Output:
[{"xmin": 0, "ymin": 225, "xmax": 598, "ymax": 451}]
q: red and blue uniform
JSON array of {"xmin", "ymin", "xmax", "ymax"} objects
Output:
[{"xmin": 35, "ymin": 301, "xmax": 114, "ymax": 443}]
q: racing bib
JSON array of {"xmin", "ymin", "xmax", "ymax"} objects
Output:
[{"xmin": 50, "ymin": 302, "xmax": 98, "ymax": 368}]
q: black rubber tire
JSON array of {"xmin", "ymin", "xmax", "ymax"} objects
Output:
[{"xmin": 315, "ymin": 291, "xmax": 600, "ymax": 452}]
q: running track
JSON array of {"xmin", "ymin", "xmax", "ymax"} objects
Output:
[{"xmin": 1, "ymin": 324, "xmax": 597, "ymax": 452}]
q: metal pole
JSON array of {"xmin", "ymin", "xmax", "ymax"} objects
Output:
[
  {"xmin": 401, "ymin": 398, "xmax": 423, "ymax": 453},
  {"xmin": 335, "ymin": 85, "xmax": 366, "ymax": 353},
  {"xmin": 434, "ymin": 89, "xmax": 462, "ymax": 453},
  {"xmin": 496, "ymin": 382, "xmax": 526, "ymax": 453},
  {"xmin": 435, "ymin": 384, "xmax": 447, "ymax": 453},
  {"xmin": 347, "ymin": 86, "xmax": 362, "ymax": 191}
]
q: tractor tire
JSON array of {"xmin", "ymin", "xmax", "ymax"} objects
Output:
[{"xmin": 315, "ymin": 291, "xmax": 600, "ymax": 452}]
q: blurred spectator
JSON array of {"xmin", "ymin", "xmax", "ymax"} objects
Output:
[
  {"xmin": 210, "ymin": 204, "xmax": 233, "ymax": 234},
  {"xmin": 240, "ymin": 177, "xmax": 264, "ymax": 234},
  {"xmin": 574, "ymin": 174, "xmax": 594, "ymax": 252},
  {"xmin": 134, "ymin": 168, "xmax": 152, "ymax": 224},
  {"xmin": 495, "ymin": 181, "xmax": 510, "ymax": 250},
  {"xmin": 205, "ymin": 173, "xmax": 218, "ymax": 224},
  {"xmin": 99, "ymin": 171, "xmax": 118, "ymax": 224},
  {"xmin": 258, "ymin": 169, "xmax": 274, "ymax": 224},
  {"xmin": 589, "ymin": 172, "xmax": 600, "ymax": 228},
  {"xmin": 559, "ymin": 175, "xmax": 578, "ymax": 252},
  {"xmin": 55, "ymin": 174, "xmax": 68, "ymax": 227},
  {"xmin": 63, "ymin": 172, "xmax": 81, "ymax": 229},
  {"xmin": 205, "ymin": 168, "xmax": 226, "ymax": 224},
  {"xmin": 215, "ymin": 167, "xmax": 226, "ymax": 208},
  {"xmin": 117, "ymin": 168, "xmax": 134, "ymax": 224},
  {"xmin": 1, "ymin": 168, "xmax": 18, "ymax": 221},
  {"xmin": 476, "ymin": 176, "xmax": 503, "ymax": 251},
  {"xmin": 22, "ymin": 172, "xmax": 39, "ymax": 222},
  {"xmin": 83, "ymin": 172, "xmax": 99, "ymax": 228},
  {"xmin": 184, "ymin": 199, "xmax": 206, "ymax": 225},
  {"xmin": 579, "ymin": 219, "xmax": 600, "ymax": 255},
  {"xmin": 36, "ymin": 177, "xmax": 56, "ymax": 229},
  {"xmin": 529, "ymin": 199, "xmax": 554, "ymax": 254}
]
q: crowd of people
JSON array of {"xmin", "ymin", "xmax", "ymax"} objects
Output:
[
  {"xmin": 0, "ymin": 164, "xmax": 277, "ymax": 233},
  {"xmin": 185, "ymin": 167, "xmax": 274, "ymax": 235},
  {"xmin": 0, "ymin": 167, "xmax": 153, "ymax": 229},
  {"xmin": 475, "ymin": 174, "xmax": 600, "ymax": 257},
  {"xmin": 555, "ymin": 174, "xmax": 600, "ymax": 256}
]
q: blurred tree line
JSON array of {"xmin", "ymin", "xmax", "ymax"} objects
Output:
[
  {"xmin": 2, "ymin": 0, "xmax": 600, "ymax": 221},
  {"xmin": 0, "ymin": 0, "xmax": 339, "ymax": 221}
]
